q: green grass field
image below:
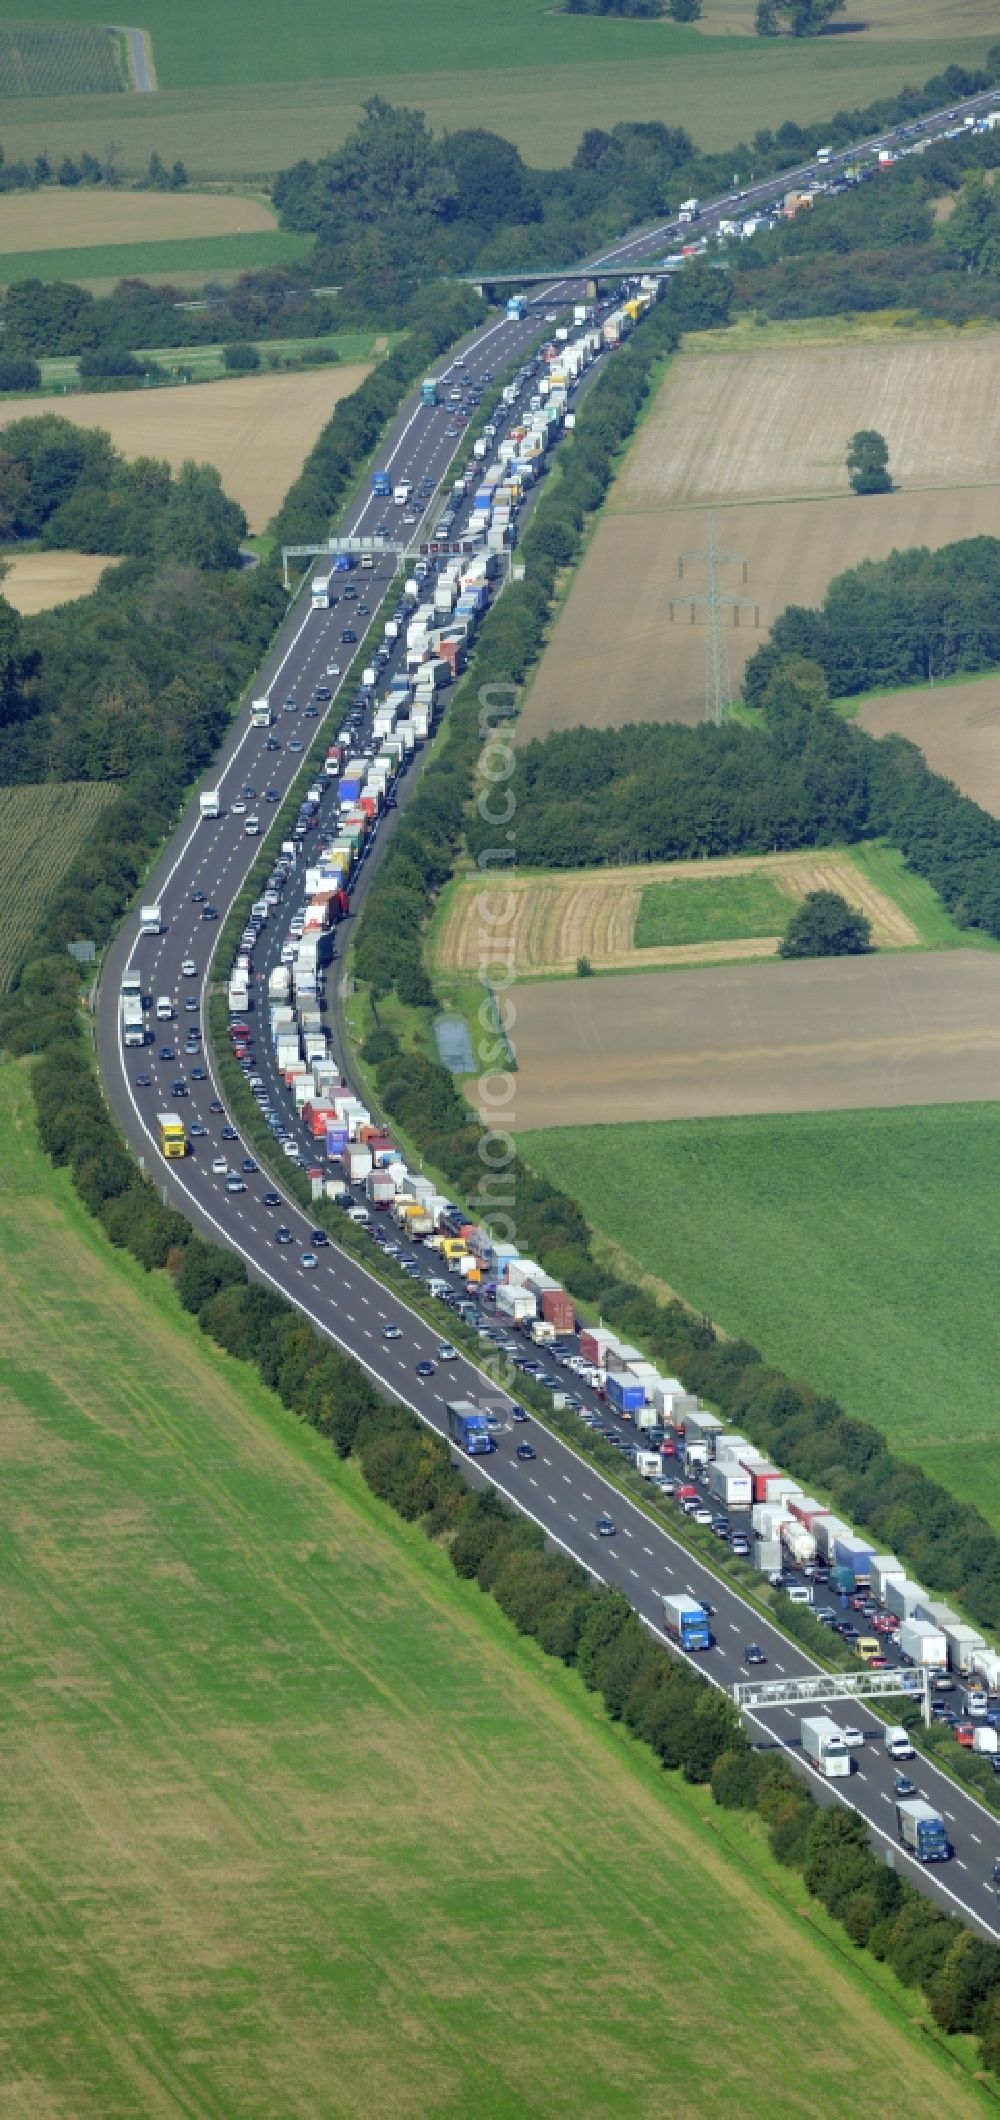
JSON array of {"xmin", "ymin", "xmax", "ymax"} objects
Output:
[
  {"xmin": 2, "ymin": 1059, "xmax": 987, "ymax": 2115},
  {"xmin": 0, "ymin": 781, "xmax": 116, "ymax": 990},
  {"xmin": 0, "ymin": 3, "xmax": 990, "ymax": 176},
  {"xmin": 635, "ymin": 873, "xmax": 793, "ymax": 948},
  {"xmin": 0, "ymin": 20, "xmax": 123, "ymax": 96},
  {"xmin": 0, "ymin": 228, "xmax": 312, "ymax": 286},
  {"xmin": 524, "ymin": 1103, "xmax": 1000, "ymax": 1527}
]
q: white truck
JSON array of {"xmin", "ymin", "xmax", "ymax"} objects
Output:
[
  {"xmin": 140, "ymin": 901, "xmax": 163, "ymax": 936},
  {"xmin": 251, "ymin": 696, "xmax": 272, "ymax": 727},
  {"xmin": 678, "ymin": 196, "xmax": 701, "ymax": 223},
  {"xmin": 120, "ymin": 970, "xmax": 145, "ymax": 1047},
  {"xmin": 884, "ymin": 1725, "xmax": 915, "ymax": 1761},
  {"xmin": 200, "ymin": 788, "xmax": 221, "ymax": 820},
  {"xmin": 801, "ymin": 1716, "xmax": 851, "ymax": 1778}
]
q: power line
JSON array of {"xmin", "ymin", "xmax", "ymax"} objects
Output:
[{"xmin": 670, "ymin": 514, "xmax": 760, "ymax": 724}]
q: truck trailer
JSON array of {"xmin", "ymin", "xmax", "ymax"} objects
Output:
[
  {"xmin": 896, "ymin": 1798, "xmax": 950, "ymax": 1863},
  {"xmin": 446, "ymin": 1400, "xmax": 496, "ymax": 1457},
  {"xmin": 801, "ymin": 1716, "xmax": 851, "ymax": 1778},
  {"xmin": 661, "ymin": 1594, "xmax": 712, "ymax": 1652}
]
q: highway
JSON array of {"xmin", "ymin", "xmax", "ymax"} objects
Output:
[{"xmin": 98, "ymin": 75, "xmax": 1000, "ymax": 1937}]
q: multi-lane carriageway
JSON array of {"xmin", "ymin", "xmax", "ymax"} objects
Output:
[{"xmin": 99, "ymin": 81, "xmax": 1000, "ymax": 1937}]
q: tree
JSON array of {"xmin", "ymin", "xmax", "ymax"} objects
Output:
[
  {"xmin": 222, "ymin": 341, "xmax": 261, "ymax": 372},
  {"xmin": 847, "ymin": 428, "xmax": 891, "ymax": 496},
  {"xmin": 668, "ymin": 0, "xmax": 701, "ymax": 16},
  {"xmin": 144, "ymin": 151, "xmax": 169, "ymax": 190},
  {"xmin": 576, "ymin": 954, "xmax": 593, "ymax": 977},
  {"xmin": 57, "ymin": 157, "xmax": 81, "ymax": 186},
  {"xmin": 756, "ymin": 0, "xmax": 844, "ymax": 28},
  {"xmin": 779, "ymin": 888, "xmax": 872, "ymax": 959}
]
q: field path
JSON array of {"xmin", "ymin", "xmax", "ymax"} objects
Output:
[{"xmin": 120, "ymin": 24, "xmax": 156, "ymax": 91}]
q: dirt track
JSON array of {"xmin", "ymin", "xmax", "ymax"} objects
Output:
[
  {"xmin": 503, "ymin": 951, "xmax": 1000, "ymax": 1128},
  {"xmin": 435, "ymin": 850, "xmax": 917, "ymax": 978}
]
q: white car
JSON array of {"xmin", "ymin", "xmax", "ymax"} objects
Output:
[
  {"xmin": 232, "ymin": 800, "xmax": 246, "ymax": 814},
  {"xmin": 843, "ymin": 1726, "xmax": 865, "ymax": 1747},
  {"xmin": 212, "ymin": 1156, "xmax": 228, "ymax": 1175},
  {"xmin": 693, "ymin": 1507, "xmax": 713, "ymax": 1526},
  {"xmin": 181, "ymin": 958, "xmax": 197, "ymax": 976},
  {"xmin": 436, "ymin": 1343, "xmax": 458, "ymax": 1362},
  {"xmin": 326, "ymin": 663, "xmax": 341, "ymax": 678},
  {"xmin": 226, "ymin": 1173, "xmax": 246, "ymax": 1193}
]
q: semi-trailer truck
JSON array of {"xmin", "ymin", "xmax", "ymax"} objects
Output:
[
  {"xmin": 120, "ymin": 987, "xmax": 145, "ymax": 1046},
  {"xmin": 311, "ymin": 573, "xmax": 333, "ymax": 610},
  {"xmin": 446, "ymin": 1399, "xmax": 496, "ymax": 1457},
  {"xmin": 372, "ymin": 470, "xmax": 392, "ymax": 496},
  {"xmin": 896, "ymin": 1798, "xmax": 950, "ymax": 1863},
  {"xmin": 251, "ymin": 696, "xmax": 272, "ymax": 727},
  {"xmin": 157, "ymin": 1113, "xmax": 187, "ymax": 1159},
  {"xmin": 421, "ymin": 377, "xmax": 439, "ymax": 406},
  {"xmin": 661, "ymin": 1594, "xmax": 712, "ymax": 1652},
  {"xmin": 801, "ymin": 1716, "xmax": 851, "ymax": 1778}
]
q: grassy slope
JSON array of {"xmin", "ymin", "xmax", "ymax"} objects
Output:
[
  {"xmin": 0, "ymin": 1058, "xmax": 988, "ymax": 2115},
  {"xmin": 524, "ymin": 1104, "xmax": 1000, "ymax": 1526}
]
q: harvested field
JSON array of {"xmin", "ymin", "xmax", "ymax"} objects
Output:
[
  {"xmin": 519, "ymin": 486, "xmax": 1000, "ymax": 738},
  {"xmin": 0, "ymin": 548, "xmax": 120, "ymax": 613},
  {"xmin": 616, "ymin": 338, "xmax": 1000, "ymax": 509},
  {"xmin": 0, "ymin": 366, "xmax": 371, "ymax": 531},
  {"xmin": 0, "ymin": 187, "xmax": 276, "ymax": 251},
  {"xmin": 858, "ymin": 674, "xmax": 1000, "ymax": 819},
  {"xmin": 502, "ymin": 950, "xmax": 1000, "ymax": 1128},
  {"xmin": 434, "ymin": 848, "xmax": 917, "ymax": 980}
]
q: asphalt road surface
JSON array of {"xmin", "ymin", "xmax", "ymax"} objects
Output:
[{"xmin": 98, "ymin": 79, "xmax": 1000, "ymax": 1936}]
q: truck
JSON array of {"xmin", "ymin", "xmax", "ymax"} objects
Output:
[
  {"xmin": 801, "ymin": 1716, "xmax": 852, "ymax": 1778},
  {"xmin": 896, "ymin": 1798, "xmax": 950, "ymax": 1863},
  {"xmin": 371, "ymin": 470, "xmax": 392, "ymax": 497},
  {"xmin": 816, "ymin": 144, "xmax": 833, "ymax": 164},
  {"xmin": 505, "ymin": 295, "xmax": 526, "ymax": 320},
  {"xmin": 251, "ymin": 696, "xmax": 273, "ymax": 727},
  {"xmin": 421, "ymin": 377, "xmax": 440, "ymax": 406},
  {"xmin": 393, "ymin": 481, "xmax": 411, "ymax": 506},
  {"xmin": 678, "ymin": 196, "xmax": 700, "ymax": 222},
  {"xmin": 899, "ymin": 1618, "xmax": 948, "ymax": 1669},
  {"xmin": 199, "ymin": 788, "xmax": 221, "ymax": 820},
  {"xmin": 884, "ymin": 1725, "xmax": 915, "ymax": 1761},
  {"xmin": 446, "ymin": 1399, "xmax": 496, "ymax": 1457},
  {"xmin": 311, "ymin": 573, "xmax": 333, "ymax": 610},
  {"xmin": 661, "ymin": 1594, "xmax": 712, "ymax": 1652},
  {"xmin": 157, "ymin": 1112, "xmax": 187, "ymax": 1159},
  {"xmin": 120, "ymin": 985, "xmax": 145, "ymax": 1047},
  {"xmin": 139, "ymin": 901, "xmax": 163, "ymax": 936}
]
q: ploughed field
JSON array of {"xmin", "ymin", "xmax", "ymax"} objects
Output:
[
  {"xmin": 857, "ymin": 674, "xmax": 1000, "ymax": 819},
  {"xmin": 0, "ymin": 365, "xmax": 371, "ymax": 532},
  {"xmin": 433, "ymin": 848, "xmax": 917, "ymax": 980},
  {"xmin": 1, "ymin": 1061, "xmax": 978, "ymax": 2117},
  {"xmin": 502, "ymin": 950, "xmax": 1000, "ymax": 1128},
  {"xmin": 519, "ymin": 336, "xmax": 1000, "ymax": 739},
  {"xmin": 523, "ymin": 1100, "xmax": 1000, "ymax": 1527}
]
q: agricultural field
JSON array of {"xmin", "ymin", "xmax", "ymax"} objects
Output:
[
  {"xmin": 0, "ymin": 1, "xmax": 990, "ymax": 177},
  {"xmin": 0, "ymin": 187, "xmax": 278, "ymax": 250},
  {"xmin": 0, "ymin": 20, "xmax": 123, "ymax": 97},
  {"xmin": 0, "ymin": 230, "xmax": 311, "ymax": 286},
  {"xmin": 432, "ymin": 847, "xmax": 918, "ymax": 980},
  {"xmin": 858, "ymin": 674, "xmax": 1000, "ymax": 820},
  {"xmin": 503, "ymin": 949, "xmax": 1000, "ymax": 1129},
  {"xmin": 2, "ymin": 1062, "xmax": 983, "ymax": 2116},
  {"xmin": 0, "ymin": 549, "xmax": 120, "ymax": 614},
  {"xmin": 0, "ymin": 364, "xmax": 372, "ymax": 532},
  {"xmin": 0, "ymin": 781, "xmax": 116, "ymax": 989},
  {"xmin": 523, "ymin": 1100, "xmax": 1000, "ymax": 1526},
  {"xmin": 519, "ymin": 334, "xmax": 1000, "ymax": 739}
]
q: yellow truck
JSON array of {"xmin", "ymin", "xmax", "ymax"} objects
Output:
[{"xmin": 158, "ymin": 1112, "xmax": 187, "ymax": 1159}]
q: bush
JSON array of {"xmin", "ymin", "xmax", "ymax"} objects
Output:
[
  {"xmin": 0, "ymin": 353, "xmax": 40, "ymax": 391},
  {"xmin": 222, "ymin": 341, "xmax": 261, "ymax": 373}
]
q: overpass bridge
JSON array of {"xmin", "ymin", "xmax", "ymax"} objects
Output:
[{"xmin": 457, "ymin": 263, "xmax": 683, "ymax": 302}]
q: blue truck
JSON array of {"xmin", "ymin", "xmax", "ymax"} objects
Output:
[
  {"xmin": 896, "ymin": 1799, "xmax": 950, "ymax": 1863},
  {"xmin": 447, "ymin": 1400, "xmax": 496, "ymax": 1457},
  {"xmin": 662, "ymin": 1594, "xmax": 712, "ymax": 1652},
  {"xmin": 372, "ymin": 470, "xmax": 392, "ymax": 497}
]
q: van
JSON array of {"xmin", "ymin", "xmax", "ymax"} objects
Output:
[
  {"xmin": 360, "ymin": 553, "xmax": 375, "ymax": 570},
  {"xmin": 856, "ymin": 1637, "xmax": 880, "ymax": 1662},
  {"xmin": 786, "ymin": 1584, "xmax": 813, "ymax": 1605},
  {"xmin": 885, "ymin": 1725, "xmax": 915, "ymax": 1760},
  {"xmin": 155, "ymin": 995, "xmax": 172, "ymax": 1020}
]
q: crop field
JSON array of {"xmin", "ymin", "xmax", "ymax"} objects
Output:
[
  {"xmin": 0, "ymin": 21, "xmax": 123, "ymax": 97},
  {"xmin": 0, "ymin": 3, "xmax": 990, "ymax": 177},
  {"xmin": 0, "ymin": 229, "xmax": 311, "ymax": 286},
  {"xmin": 2, "ymin": 1063, "xmax": 984, "ymax": 2115},
  {"xmin": 0, "ymin": 781, "xmax": 115, "ymax": 989},
  {"xmin": 0, "ymin": 364, "xmax": 371, "ymax": 531},
  {"xmin": 858, "ymin": 674, "xmax": 1000, "ymax": 820},
  {"xmin": 503, "ymin": 949, "xmax": 1000, "ymax": 1130},
  {"xmin": 0, "ymin": 548, "xmax": 120, "ymax": 613},
  {"xmin": 433, "ymin": 847, "xmax": 918, "ymax": 981},
  {"xmin": 0, "ymin": 187, "xmax": 278, "ymax": 250},
  {"xmin": 523, "ymin": 1100, "xmax": 1000, "ymax": 1526}
]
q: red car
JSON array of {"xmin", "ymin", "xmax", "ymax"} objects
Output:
[{"xmin": 955, "ymin": 1722, "xmax": 975, "ymax": 1747}]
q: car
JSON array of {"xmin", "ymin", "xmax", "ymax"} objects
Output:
[
  {"xmin": 201, "ymin": 904, "xmax": 218, "ymax": 921},
  {"xmin": 231, "ymin": 800, "xmax": 246, "ymax": 815},
  {"xmin": 343, "ymin": 584, "xmax": 358, "ymax": 600},
  {"xmin": 262, "ymin": 1191, "xmax": 280, "ymax": 1207},
  {"xmin": 509, "ymin": 1405, "xmax": 529, "ymax": 1423},
  {"xmin": 326, "ymin": 663, "xmax": 341, "ymax": 678},
  {"xmin": 894, "ymin": 1775, "xmax": 918, "ymax": 1798},
  {"xmin": 226, "ymin": 1173, "xmax": 246, "ymax": 1193},
  {"xmin": 304, "ymin": 705, "xmax": 319, "ymax": 719},
  {"xmin": 744, "ymin": 1644, "xmax": 767, "ymax": 1665},
  {"xmin": 693, "ymin": 1507, "xmax": 713, "ymax": 1526},
  {"xmin": 315, "ymin": 686, "xmax": 331, "ymax": 702},
  {"xmin": 933, "ymin": 1674, "xmax": 955, "ymax": 1692},
  {"xmin": 956, "ymin": 1722, "xmax": 976, "ymax": 1748},
  {"xmin": 189, "ymin": 1121, "xmax": 207, "ymax": 1137},
  {"xmin": 341, "ymin": 628, "xmax": 357, "ymax": 644},
  {"xmin": 309, "ymin": 1228, "xmax": 329, "ymax": 1247},
  {"xmin": 842, "ymin": 1727, "xmax": 864, "ymax": 1747},
  {"xmin": 183, "ymin": 996, "xmax": 199, "ymax": 1012},
  {"xmin": 266, "ymin": 735, "xmax": 281, "ymax": 751},
  {"xmin": 159, "ymin": 1045, "xmax": 175, "ymax": 1061},
  {"xmin": 596, "ymin": 1515, "xmax": 616, "ymax": 1537},
  {"xmin": 284, "ymin": 694, "xmax": 297, "ymax": 708},
  {"xmin": 221, "ymin": 1125, "xmax": 237, "ymax": 1141},
  {"xmin": 288, "ymin": 737, "xmax": 304, "ymax": 752},
  {"xmin": 415, "ymin": 1360, "xmax": 436, "ymax": 1377},
  {"xmin": 212, "ymin": 1155, "xmax": 228, "ymax": 1175},
  {"xmin": 383, "ymin": 1324, "xmax": 402, "ymax": 1341},
  {"xmin": 209, "ymin": 1098, "xmax": 224, "ymax": 1113},
  {"xmin": 241, "ymin": 1157, "xmax": 258, "ymax": 1174},
  {"xmin": 436, "ymin": 1343, "xmax": 458, "ymax": 1362},
  {"xmin": 274, "ymin": 1226, "xmax": 294, "ymax": 1244},
  {"xmin": 730, "ymin": 1535, "xmax": 751, "ymax": 1557},
  {"xmin": 300, "ymin": 1252, "xmax": 319, "ymax": 1269},
  {"xmin": 265, "ymin": 787, "xmax": 280, "ymax": 803},
  {"xmin": 516, "ymin": 1441, "xmax": 536, "ymax": 1461},
  {"xmin": 191, "ymin": 1066, "xmax": 207, "ymax": 1082},
  {"xmin": 135, "ymin": 1073, "xmax": 151, "ymax": 1088},
  {"xmin": 181, "ymin": 958, "xmax": 197, "ymax": 976}
]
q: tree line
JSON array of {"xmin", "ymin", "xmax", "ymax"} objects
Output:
[
  {"xmin": 0, "ymin": 143, "xmax": 188, "ymax": 194},
  {"xmin": 0, "ymin": 410, "xmax": 245, "ymax": 566},
  {"xmin": 18, "ymin": 1017, "xmax": 1000, "ymax": 2081},
  {"xmin": 350, "ymin": 290, "xmax": 1000, "ymax": 1640}
]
